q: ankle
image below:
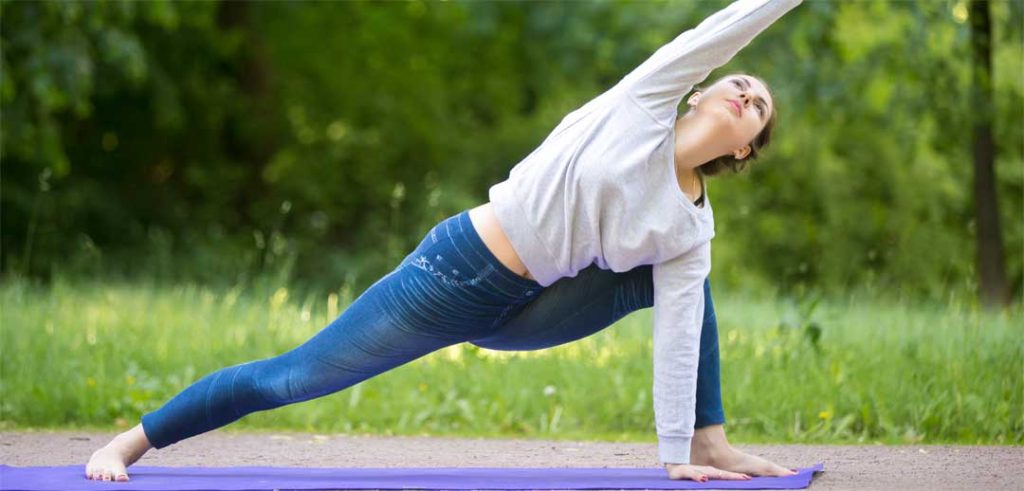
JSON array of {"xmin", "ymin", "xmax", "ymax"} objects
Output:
[
  {"xmin": 690, "ymin": 425, "xmax": 732, "ymax": 463},
  {"xmin": 111, "ymin": 425, "xmax": 152, "ymax": 460}
]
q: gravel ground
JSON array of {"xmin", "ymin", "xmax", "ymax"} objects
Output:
[{"xmin": 1, "ymin": 430, "xmax": 1021, "ymax": 490}]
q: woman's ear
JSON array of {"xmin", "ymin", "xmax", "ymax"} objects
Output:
[
  {"xmin": 686, "ymin": 91, "xmax": 702, "ymax": 108},
  {"xmin": 732, "ymin": 144, "xmax": 752, "ymax": 160}
]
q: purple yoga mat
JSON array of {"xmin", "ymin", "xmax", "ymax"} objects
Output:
[{"xmin": 0, "ymin": 464, "xmax": 824, "ymax": 491}]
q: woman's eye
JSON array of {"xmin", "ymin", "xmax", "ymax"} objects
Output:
[{"xmin": 731, "ymin": 79, "xmax": 766, "ymax": 117}]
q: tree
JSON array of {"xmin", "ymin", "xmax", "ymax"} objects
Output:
[{"xmin": 968, "ymin": 0, "xmax": 1009, "ymax": 308}]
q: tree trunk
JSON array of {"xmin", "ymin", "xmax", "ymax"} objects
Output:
[
  {"xmin": 968, "ymin": 0, "xmax": 1009, "ymax": 308},
  {"xmin": 217, "ymin": 0, "xmax": 278, "ymax": 230}
]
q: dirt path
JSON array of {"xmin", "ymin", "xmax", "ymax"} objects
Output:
[{"xmin": 1, "ymin": 430, "xmax": 1020, "ymax": 490}]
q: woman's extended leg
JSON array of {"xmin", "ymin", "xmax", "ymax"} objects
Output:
[
  {"xmin": 86, "ymin": 281, "xmax": 463, "ymax": 481},
  {"xmin": 86, "ymin": 210, "xmax": 543, "ymax": 481},
  {"xmin": 137, "ymin": 279, "xmax": 465, "ymax": 450},
  {"xmin": 471, "ymin": 264, "xmax": 793, "ymax": 476}
]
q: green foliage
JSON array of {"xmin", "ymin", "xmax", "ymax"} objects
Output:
[
  {"xmin": 1, "ymin": 0, "xmax": 1021, "ymax": 301},
  {"xmin": 1, "ymin": 277, "xmax": 1019, "ymax": 444}
]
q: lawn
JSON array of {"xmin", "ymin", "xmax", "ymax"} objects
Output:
[{"xmin": 1, "ymin": 277, "xmax": 1019, "ymax": 445}]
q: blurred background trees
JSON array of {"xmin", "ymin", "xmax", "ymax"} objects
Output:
[{"xmin": 2, "ymin": 0, "xmax": 1021, "ymax": 305}]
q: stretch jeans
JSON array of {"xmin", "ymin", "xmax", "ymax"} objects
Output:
[{"xmin": 140, "ymin": 210, "xmax": 724, "ymax": 449}]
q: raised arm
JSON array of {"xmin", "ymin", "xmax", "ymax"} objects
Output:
[
  {"xmin": 621, "ymin": 0, "xmax": 802, "ymax": 125},
  {"xmin": 651, "ymin": 241, "xmax": 712, "ymax": 465}
]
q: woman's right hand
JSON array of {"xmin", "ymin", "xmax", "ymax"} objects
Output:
[{"xmin": 664, "ymin": 463, "xmax": 751, "ymax": 482}]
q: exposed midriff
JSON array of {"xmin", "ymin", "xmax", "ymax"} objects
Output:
[{"xmin": 467, "ymin": 203, "xmax": 535, "ymax": 281}]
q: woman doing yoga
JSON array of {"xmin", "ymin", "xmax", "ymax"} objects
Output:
[{"xmin": 86, "ymin": 0, "xmax": 803, "ymax": 483}]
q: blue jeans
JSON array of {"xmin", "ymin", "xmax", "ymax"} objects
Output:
[{"xmin": 140, "ymin": 210, "xmax": 724, "ymax": 449}]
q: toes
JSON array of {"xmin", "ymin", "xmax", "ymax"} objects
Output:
[
  {"xmin": 739, "ymin": 454, "xmax": 792, "ymax": 477},
  {"xmin": 771, "ymin": 464, "xmax": 797, "ymax": 476},
  {"xmin": 112, "ymin": 462, "xmax": 130, "ymax": 481},
  {"xmin": 709, "ymin": 466, "xmax": 751, "ymax": 481},
  {"xmin": 764, "ymin": 466, "xmax": 795, "ymax": 476}
]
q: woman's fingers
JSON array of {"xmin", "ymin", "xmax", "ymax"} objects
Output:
[
  {"xmin": 666, "ymin": 464, "xmax": 708, "ymax": 482},
  {"xmin": 721, "ymin": 470, "xmax": 752, "ymax": 480},
  {"xmin": 665, "ymin": 463, "xmax": 752, "ymax": 482},
  {"xmin": 693, "ymin": 465, "xmax": 752, "ymax": 480}
]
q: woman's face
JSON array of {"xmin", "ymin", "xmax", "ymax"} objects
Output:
[{"xmin": 686, "ymin": 74, "xmax": 774, "ymax": 159}]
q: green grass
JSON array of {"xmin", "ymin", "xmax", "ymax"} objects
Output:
[{"xmin": 1, "ymin": 276, "xmax": 1020, "ymax": 445}]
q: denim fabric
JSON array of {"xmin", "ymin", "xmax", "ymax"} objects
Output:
[
  {"xmin": 474, "ymin": 266, "xmax": 725, "ymax": 428},
  {"xmin": 140, "ymin": 210, "xmax": 723, "ymax": 449}
]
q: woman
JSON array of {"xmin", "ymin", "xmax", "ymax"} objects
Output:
[{"xmin": 86, "ymin": 0, "xmax": 802, "ymax": 483}]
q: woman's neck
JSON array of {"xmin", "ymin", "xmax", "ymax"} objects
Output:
[
  {"xmin": 673, "ymin": 113, "xmax": 724, "ymax": 172},
  {"xmin": 673, "ymin": 116, "xmax": 713, "ymax": 204}
]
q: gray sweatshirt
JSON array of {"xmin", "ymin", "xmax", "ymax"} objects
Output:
[{"xmin": 488, "ymin": 0, "xmax": 802, "ymax": 464}]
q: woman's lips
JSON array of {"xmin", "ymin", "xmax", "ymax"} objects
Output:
[{"xmin": 727, "ymin": 99, "xmax": 742, "ymax": 117}]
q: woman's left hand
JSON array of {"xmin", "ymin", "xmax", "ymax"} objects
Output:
[{"xmin": 663, "ymin": 463, "xmax": 751, "ymax": 482}]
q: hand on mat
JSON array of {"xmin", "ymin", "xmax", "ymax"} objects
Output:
[{"xmin": 664, "ymin": 463, "xmax": 751, "ymax": 482}]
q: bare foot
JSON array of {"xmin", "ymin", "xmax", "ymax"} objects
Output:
[
  {"xmin": 85, "ymin": 423, "xmax": 153, "ymax": 481},
  {"xmin": 690, "ymin": 424, "xmax": 797, "ymax": 477},
  {"xmin": 693, "ymin": 444, "xmax": 797, "ymax": 477}
]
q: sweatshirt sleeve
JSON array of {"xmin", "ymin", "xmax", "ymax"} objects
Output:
[
  {"xmin": 651, "ymin": 241, "xmax": 712, "ymax": 464},
  {"xmin": 621, "ymin": 0, "xmax": 802, "ymax": 125}
]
